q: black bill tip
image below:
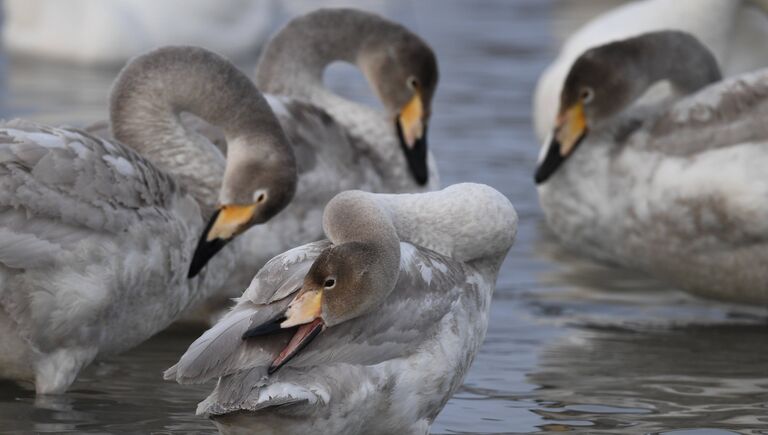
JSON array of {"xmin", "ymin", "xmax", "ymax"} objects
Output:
[
  {"xmin": 188, "ymin": 209, "xmax": 229, "ymax": 278},
  {"xmin": 396, "ymin": 120, "xmax": 429, "ymax": 186},
  {"xmin": 242, "ymin": 315, "xmax": 288, "ymax": 340},
  {"xmin": 534, "ymin": 130, "xmax": 587, "ymax": 185},
  {"xmin": 534, "ymin": 137, "xmax": 564, "ymax": 185}
]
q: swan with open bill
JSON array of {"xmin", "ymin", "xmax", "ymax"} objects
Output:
[
  {"xmin": 166, "ymin": 184, "xmax": 518, "ymax": 435},
  {"xmin": 535, "ymin": 30, "xmax": 768, "ymax": 306},
  {"xmin": 0, "ymin": 46, "xmax": 297, "ymax": 394},
  {"xmin": 182, "ymin": 8, "xmax": 441, "ymax": 323}
]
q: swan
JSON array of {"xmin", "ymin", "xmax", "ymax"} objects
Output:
[
  {"xmin": 165, "ymin": 183, "xmax": 517, "ymax": 435},
  {"xmin": 184, "ymin": 8, "xmax": 441, "ymax": 323},
  {"xmin": 0, "ymin": 46, "xmax": 297, "ymax": 394},
  {"xmin": 535, "ymin": 30, "xmax": 768, "ymax": 306},
  {"xmin": 533, "ymin": 0, "xmax": 768, "ymax": 141},
  {"xmin": 3, "ymin": 0, "xmax": 276, "ymax": 65}
]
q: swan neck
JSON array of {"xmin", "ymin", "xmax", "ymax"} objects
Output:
[
  {"xmin": 255, "ymin": 9, "xmax": 399, "ymax": 101},
  {"xmin": 109, "ymin": 47, "xmax": 284, "ymax": 216},
  {"xmin": 370, "ymin": 184, "xmax": 518, "ymax": 265},
  {"xmin": 638, "ymin": 31, "xmax": 722, "ymax": 96},
  {"xmin": 325, "ymin": 184, "xmax": 517, "ymax": 266}
]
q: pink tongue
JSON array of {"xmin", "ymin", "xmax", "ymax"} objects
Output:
[{"xmin": 272, "ymin": 318, "xmax": 324, "ymax": 369}]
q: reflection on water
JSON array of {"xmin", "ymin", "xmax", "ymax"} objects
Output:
[
  {"xmin": 532, "ymin": 324, "xmax": 768, "ymax": 433},
  {"xmin": 0, "ymin": 0, "xmax": 766, "ymax": 434}
]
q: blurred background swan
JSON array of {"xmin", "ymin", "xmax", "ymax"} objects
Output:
[
  {"xmin": 3, "ymin": 0, "xmax": 275, "ymax": 64},
  {"xmin": 534, "ymin": 0, "xmax": 768, "ymax": 140},
  {"xmin": 2, "ymin": 0, "xmax": 393, "ymax": 65}
]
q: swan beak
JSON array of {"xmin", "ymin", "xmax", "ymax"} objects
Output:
[
  {"xmin": 534, "ymin": 102, "xmax": 588, "ymax": 184},
  {"xmin": 281, "ymin": 289, "xmax": 323, "ymax": 328},
  {"xmin": 242, "ymin": 289, "xmax": 325, "ymax": 374},
  {"xmin": 188, "ymin": 204, "xmax": 257, "ymax": 278},
  {"xmin": 396, "ymin": 91, "xmax": 429, "ymax": 186}
]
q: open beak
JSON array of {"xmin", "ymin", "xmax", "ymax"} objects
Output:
[
  {"xmin": 534, "ymin": 102, "xmax": 588, "ymax": 184},
  {"xmin": 188, "ymin": 204, "xmax": 257, "ymax": 278},
  {"xmin": 242, "ymin": 289, "xmax": 325, "ymax": 374},
  {"xmin": 396, "ymin": 91, "xmax": 429, "ymax": 186}
]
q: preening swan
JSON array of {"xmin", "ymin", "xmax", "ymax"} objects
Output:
[
  {"xmin": 166, "ymin": 184, "xmax": 518, "ymax": 435},
  {"xmin": 0, "ymin": 46, "xmax": 296, "ymax": 394},
  {"xmin": 536, "ymin": 31, "xmax": 768, "ymax": 306}
]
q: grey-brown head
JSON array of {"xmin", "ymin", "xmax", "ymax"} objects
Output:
[
  {"xmin": 108, "ymin": 46, "xmax": 298, "ymax": 278},
  {"xmin": 257, "ymin": 8, "xmax": 439, "ymax": 185},
  {"xmin": 534, "ymin": 31, "xmax": 721, "ymax": 184},
  {"xmin": 188, "ymin": 135, "xmax": 297, "ymax": 277},
  {"xmin": 296, "ymin": 241, "xmax": 397, "ymax": 327},
  {"xmin": 359, "ymin": 21, "xmax": 439, "ymax": 186},
  {"xmin": 241, "ymin": 239, "xmax": 400, "ymax": 374}
]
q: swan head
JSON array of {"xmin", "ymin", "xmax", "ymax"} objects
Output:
[
  {"xmin": 241, "ymin": 241, "xmax": 399, "ymax": 374},
  {"xmin": 534, "ymin": 31, "xmax": 721, "ymax": 185},
  {"xmin": 534, "ymin": 41, "xmax": 647, "ymax": 185},
  {"xmin": 360, "ymin": 31, "xmax": 439, "ymax": 186},
  {"xmin": 188, "ymin": 127, "xmax": 297, "ymax": 278}
]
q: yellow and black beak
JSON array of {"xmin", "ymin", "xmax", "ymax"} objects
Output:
[
  {"xmin": 534, "ymin": 102, "xmax": 589, "ymax": 184},
  {"xmin": 188, "ymin": 204, "xmax": 257, "ymax": 278},
  {"xmin": 396, "ymin": 90, "xmax": 429, "ymax": 186},
  {"xmin": 242, "ymin": 288, "xmax": 325, "ymax": 374}
]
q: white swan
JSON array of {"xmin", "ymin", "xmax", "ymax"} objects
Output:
[
  {"xmin": 184, "ymin": 9, "xmax": 441, "ymax": 323},
  {"xmin": 533, "ymin": 0, "xmax": 768, "ymax": 141},
  {"xmin": 2, "ymin": 0, "xmax": 276, "ymax": 65},
  {"xmin": 535, "ymin": 31, "xmax": 768, "ymax": 306},
  {"xmin": 0, "ymin": 46, "xmax": 298, "ymax": 394},
  {"xmin": 166, "ymin": 183, "xmax": 517, "ymax": 435}
]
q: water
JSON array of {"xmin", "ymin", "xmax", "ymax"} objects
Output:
[{"xmin": 1, "ymin": 1, "xmax": 767, "ymax": 434}]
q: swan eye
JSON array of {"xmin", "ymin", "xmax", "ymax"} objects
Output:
[
  {"xmin": 580, "ymin": 87, "xmax": 595, "ymax": 104},
  {"xmin": 323, "ymin": 278, "xmax": 336, "ymax": 289},
  {"xmin": 406, "ymin": 76, "xmax": 419, "ymax": 90}
]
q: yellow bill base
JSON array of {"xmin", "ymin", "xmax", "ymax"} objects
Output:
[
  {"xmin": 555, "ymin": 103, "xmax": 586, "ymax": 157},
  {"xmin": 282, "ymin": 290, "xmax": 323, "ymax": 328},
  {"xmin": 398, "ymin": 92, "xmax": 424, "ymax": 148},
  {"xmin": 206, "ymin": 204, "xmax": 257, "ymax": 242}
]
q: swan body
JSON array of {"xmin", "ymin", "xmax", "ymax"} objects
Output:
[
  {"xmin": 534, "ymin": 0, "xmax": 768, "ymax": 140},
  {"xmin": 3, "ymin": 0, "xmax": 276, "ymax": 64},
  {"xmin": 0, "ymin": 46, "xmax": 296, "ymax": 393},
  {"xmin": 536, "ymin": 31, "xmax": 768, "ymax": 306},
  {"xmin": 0, "ymin": 120, "xmax": 234, "ymax": 393},
  {"xmin": 167, "ymin": 184, "xmax": 518, "ymax": 435}
]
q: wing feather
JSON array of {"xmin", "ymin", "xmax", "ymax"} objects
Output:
[
  {"xmin": 171, "ymin": 243, "xmax": 478, "ymax": 417},
  {"xmin": 647, "ymin": 68, "xmax": 768, "ymax": 155}
]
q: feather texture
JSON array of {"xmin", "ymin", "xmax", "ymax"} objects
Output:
[
  {"xmin": 0, "ymin": 120, "xmax": 235, "ymax": 393},
  {"xmin": 168, "ymin": 185, "xmax": 517, "ymax": 435}
]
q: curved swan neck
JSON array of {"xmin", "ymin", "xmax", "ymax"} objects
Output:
[
  {"xmin": 322, "ymin": 191, "xmax": 402, "ymax": 314},
  {"xmin": 326, "ymin": 184, "xmax": 518, "ymax": 271},
  {"xmin": 323, "ymin": 191, "xmax": 401, "ymax": 258},
  {"xmin": 634, "ymin": 31, "xmax": 722, "ymax": 94},
  {"xmin": 580, "ymin": 31, "xmax": 722, "ymax": 105},
  {"xmin": 255, "ymin": 9, "xmax": 406, "ymax": 101},
  {"xmin": 109, "ymin": 46, "xmax": 291, "ymax": 215}
]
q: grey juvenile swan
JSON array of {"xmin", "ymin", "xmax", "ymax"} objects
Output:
[
  {"xmin": 536, "ymin": 30, "xmax": 768, "ymax": 306},
  {"xmin": 166, "ymin": 184, "xmax": 518, "ymax": 435},
  {"xmin": 185, "ymin": 8, "xmax": 441, "ymax": 323},
  {"xmin": 0, "ymin": 46, "xmax": 296, "ymax": 394}
]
